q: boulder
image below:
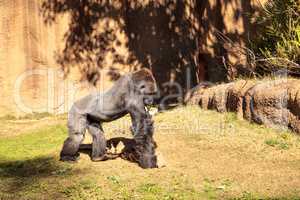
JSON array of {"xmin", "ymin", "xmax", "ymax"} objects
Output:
[
  {"xmin": 184, "ymin": 83, "xmax": 212, "ymax": 105},
  {"xmin": 186, "ymin": 82, "xmax": 233, "ymax": 112},
  {"xmin": 186, "ymin": 78, "xmax": 300, "ymax": 134},
  {"xmin": 208, "ymin": 83, "xmax": 234, "ymax": 112},
  {"xmin": 226, "ymin": 80, "xmax": 257, "ymax": 119},
  {"xmin": 243, "ymin": 79, "xmax": 300, "ymax": 132}
]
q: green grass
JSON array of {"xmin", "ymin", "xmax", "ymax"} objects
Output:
[
  {"xmin": 265, "ymin": 138, "xmax": 290, "ymax": 150},
  {"xmin": 0, "ymin": 106, "xmax": 300, "ymax": 199},
  {"xmin": 0, "ymin": 125, "xmax": 66, "ymax": 161},
  {"xmin": 58, "ymin": 178, "xmax": 103, "ymax": 200},
  {"xmin": 0, "ymin": 112, "xmax": 55, "ymax": 121},
  {"xmin": 264, "ymin": 132, "xmax": 297, "ymax": 150}
]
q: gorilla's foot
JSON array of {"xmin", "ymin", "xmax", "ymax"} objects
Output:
[{"xmin": 60, "ymin": 153, "xmax": 80, "ymax": 162}]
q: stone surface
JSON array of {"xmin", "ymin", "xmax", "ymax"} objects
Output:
[
  {"xmin": 247, "ymin": 80, "xmax": 300, "ymax": 133},
  {"xmin": 209, "ymin": 83, "xmax": 234, "ymax": 113},
  {"xmin": 186, "ymin": 79, "xmax": 300, "ymax": 134},
  {"xmin": 0, "ymin": 0, "xmax": 267, "ymax": 116},
  {"xmin": 226, "ymin": 80, "xmax": 256, "ymax": 119}
]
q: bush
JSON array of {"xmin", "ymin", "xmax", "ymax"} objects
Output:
[{"xmin": 251, "ymin": 0, "xmax": 300, "ymax": 75}]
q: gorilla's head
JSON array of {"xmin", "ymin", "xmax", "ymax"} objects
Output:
[{"xmin": 131, "ymin": 68, "xmax": 159, "ymax": 105}]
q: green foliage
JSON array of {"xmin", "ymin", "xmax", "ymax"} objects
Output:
[
  {"xmin": 106, "ymin": 175, "xmax": 121, "ymax": 185},
  {"xmin": 264, "ymin": 134, "xmax": 292, "ymax": 150},
  {"xmin": 251, "ymin": 0, "xmax": 300, "ymax": 75}
]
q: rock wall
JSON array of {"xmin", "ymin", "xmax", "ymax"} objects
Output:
[
  {"xmin": 0, "ymin": 0, "xmax": 266, "ymax": 116},
  {"xmin": 0, "ymin": 0, "xmax": 66, "ymax": 116},
  {"xmin": 0, "ymin": 0, "xmax": 124, "ymax": 116},
  {"xmin": 186, "ymin": 79, "xmax": 300, "ymax": 133}
]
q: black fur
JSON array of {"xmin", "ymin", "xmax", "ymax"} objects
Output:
[
  {"xmin": 120, "ymin": 113, "xmax": 157, "ymax": 168},
  {"xmin": 60, "ymin": 69, "xmax": 158, "ymax": 168}
]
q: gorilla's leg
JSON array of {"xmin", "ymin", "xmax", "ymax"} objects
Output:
[
  {"xmin": 87, "ymin": 124, "xmax": 107, "ymax": 161},
  {"xmin": 60, "ymin": 133, "xmax": 85, "ymax": 162}
]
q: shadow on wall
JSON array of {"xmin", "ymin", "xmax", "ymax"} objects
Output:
[
  {"xmin": 123, "ymin": 1, "xmax": 199, "ymax": 89},
  {"xmin": 196, "ymin": 0, "xmax": 259, "ymax": 81},
  {"xmin": 41, "ymin": 0, "xmax": 259, "ymax": 95}
]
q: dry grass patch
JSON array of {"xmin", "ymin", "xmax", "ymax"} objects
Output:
[{"xmin": 0, "ymin": 106, "xmax": 300, "ymax": 199}]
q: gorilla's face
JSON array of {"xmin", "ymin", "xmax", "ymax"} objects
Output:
[
  {"xmin": 138, "ymin": 80, "xmax": 158, "ymax": 95},
  {"xmin": 137, "ymin": 80, "xmax": 158, "ymax": 105},
  {"xmin": 139, "ymin": 81, "xmax": 159, "ymax": 106},
  {"xmin": 131, "ymin": 69, "xmax": 159, "ymax": 106}
]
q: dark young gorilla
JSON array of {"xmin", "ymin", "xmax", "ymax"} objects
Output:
[
  {"xmin": 120, "ymin": 113, "xmax": 157, "ymax": 168},
  {"xmin": 60, "ymin": 68, "xmax": 158, "ymax": 168}
]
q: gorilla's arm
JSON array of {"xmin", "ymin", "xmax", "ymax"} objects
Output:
[{"xmin": 127, "ymin": 97, "xmax": 149, "ymax": 136}]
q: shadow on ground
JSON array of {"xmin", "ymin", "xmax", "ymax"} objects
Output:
[{"xmin": 0, "ymin": 156, "xmax": 77, "ymax": 195}]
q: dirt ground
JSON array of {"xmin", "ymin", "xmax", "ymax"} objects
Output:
[{"xmin": 0, "ymin": 106, "xmax": 300, "ymax": 200}]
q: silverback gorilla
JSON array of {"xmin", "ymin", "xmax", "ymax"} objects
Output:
[{"xmin": 60, "ymin": 68, "xmax": 158, "ymax": 168}]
